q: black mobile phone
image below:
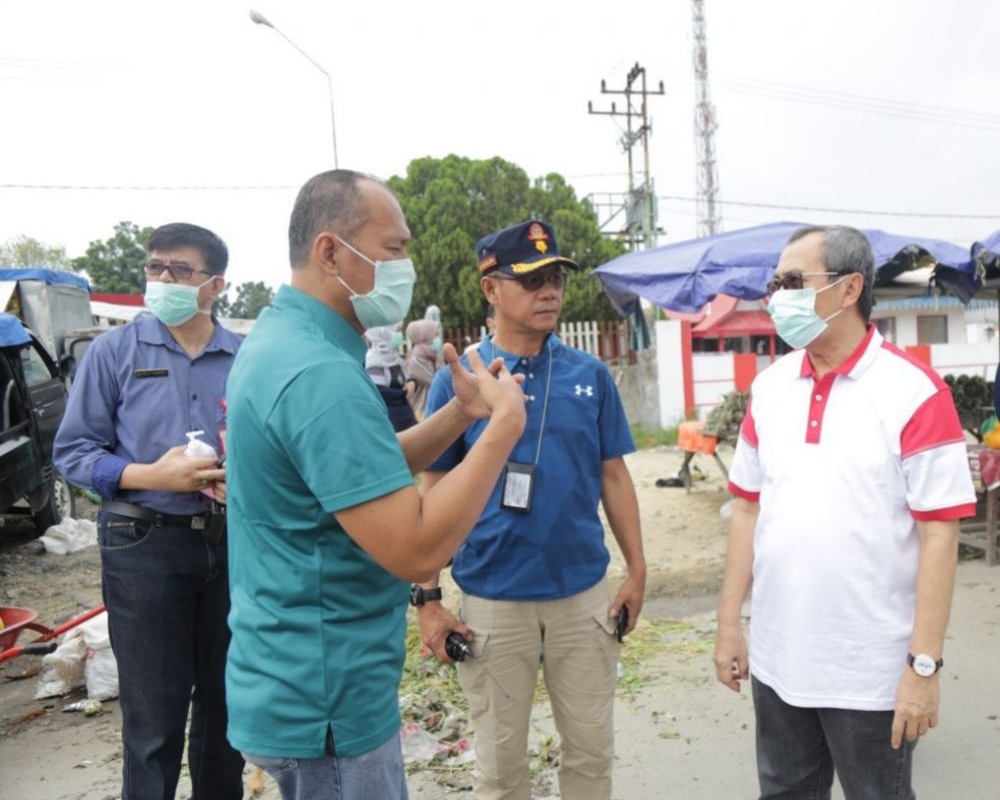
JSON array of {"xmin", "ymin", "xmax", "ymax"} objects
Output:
[{"xmin": 615, "ymin": 606, "xmax": 629, "ymax": 643}]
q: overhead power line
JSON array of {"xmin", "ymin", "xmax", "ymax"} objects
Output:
[
  {"xmin": 714, "ymin": 74, "xmax": 1000, "ymax": 130},
  {"xmin": 2, "ymin": 182, "xmax": 995, "ymax": 221},
  {"xmin": 657, "ymin": 194, "xmax": 999, "ymax": 220},
  {"xmin": 0, "ymin": 183, "xmax": 295, "ymax": 191}
]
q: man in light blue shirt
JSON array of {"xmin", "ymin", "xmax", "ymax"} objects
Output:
[{"xmin": 54, "ymin": 222, "xmax": 245, "ymax": 800}]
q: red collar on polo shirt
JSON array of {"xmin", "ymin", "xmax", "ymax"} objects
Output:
[{"xmin": 798, "ymin": 324, "xmax": 878, "ymax": 444}]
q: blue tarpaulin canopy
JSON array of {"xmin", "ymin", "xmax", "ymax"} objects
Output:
[
  {"xmin": 0, "ymin": 313, "xmax": 32, "ymax": 348},
  {"xmin": 595, "ymin": 222, "xmax": 978, "ymax": 315},
  {"xmin": 0, "ymin": 268, "xmax": 90, "ymax": 293},
  {"xmin": 972, "ymin": 228, "xmax": 1000, "ymax": 279}
]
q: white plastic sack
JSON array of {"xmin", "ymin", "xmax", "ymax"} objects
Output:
[
  {"xmin": 39, "ymin": 517, "xmax": 97, "ymax": 555},
  {"xmin": 80, "ymin": 612, "xmax": 118, "ymax": 701},
  {"xmin": 399, "ymin": 722, "xmax": 443, "ymax": 763},
  {"xmin": 34, "ymin": 628, "xmax": 87, "ymax": 698}
]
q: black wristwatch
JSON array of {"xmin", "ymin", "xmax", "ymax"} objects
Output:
[{"xmin": 409, "ymin": 585, "xmax": 442, "ymax": 607}]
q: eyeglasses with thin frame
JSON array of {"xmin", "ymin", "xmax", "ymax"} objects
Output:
[
  {"xmin": 144, "ymin": 260, "xmax": 214, "ymax": 281},
  {"xmin": 766, "ymin": 270, "xmax": 841, "ymax": 297},
  {"xmin": 490, "ymin": 270, "xmax": 565, "ymax": 292}
]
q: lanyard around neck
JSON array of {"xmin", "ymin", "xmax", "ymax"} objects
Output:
[{"xmin": 489, "ymin": 338, "xmax": 553, "ymax": 467}]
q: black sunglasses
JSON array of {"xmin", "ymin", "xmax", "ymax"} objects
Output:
[
  {"xmin": 766, "ymin": 270, "xmax": 841, "ymax": 297},
  {"xmin": 490, "ymin": 270, "xmax": 565, "ymax": 292},
  {"xmin": 144, "ymin": 261, "xmax": 214, "ymax": 281}
]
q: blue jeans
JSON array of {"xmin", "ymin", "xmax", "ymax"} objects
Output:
[
  {"xmin": 752, "ymin": 678, "xmax": 916, "ymax": 800},
  {"xmin": 244, "ymin": 732, "xmax": 409, "ymax": 800},
  {"xmin": 98, "ymin": 511, "xmax": 244, "ymax": 800}
]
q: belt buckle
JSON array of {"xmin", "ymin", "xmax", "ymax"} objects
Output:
[{"xmin": 191, "ymin": 516, "xmax": 206, "ymax": 531}]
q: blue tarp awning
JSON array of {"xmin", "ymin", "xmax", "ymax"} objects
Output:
[
  {"xmin": 595, "ymin": 222, "xmax": 978, "ymax": 315},
  {"xmin": 0, "ymin": 268, "xmax": 90, "ymax": 293},
  {"xmin": 0, "ymin": 313, "xmax": 32, "ymax": 348}
]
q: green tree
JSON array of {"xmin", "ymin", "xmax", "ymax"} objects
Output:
[
  {"xmin": 223, "ymin": 281, "xmax": 274, "ymax": 319},
  {"xmin": 73, "ymin": 221, "xmax": 153, "ymax": 293},
  {"xmin": 0, "ymin": 235, "xmax": 71, "ymax": 270},
  {"xmin": 388, "ymin": 155, "xmax": 625, "ymax": 328}
]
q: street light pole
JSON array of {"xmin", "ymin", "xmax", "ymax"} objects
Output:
[{"xmin": 250, "ymin": 9, "xmax": 339, "ymax": 169}]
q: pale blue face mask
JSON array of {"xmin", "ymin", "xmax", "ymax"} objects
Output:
[
  {"xmin": 334, "ymin": 236, "xmax": 416, "ymax": 329},
  {"xmin": 144, "ymin": 276, "xmax": 215, "ymax": 327},
  {"xmin": 767, "ymin": 276, "xmax": 846, "ymax": 349}
]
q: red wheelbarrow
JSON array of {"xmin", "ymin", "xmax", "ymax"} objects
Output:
[{"xmin": 0, "ymin": 604, "xmax": 106, "ymax": 666}]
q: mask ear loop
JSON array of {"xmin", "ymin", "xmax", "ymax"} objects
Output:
[
  {"xmin": 332, "ymin": 235, "xmax": 377, "ymax": 298},
  {"xmin": 197, "ymin": 274, "xmax": 221, "ymax": 316},
  {"xmin": 816, "ymin": 274, "xmax": 851, "ymax": 324}
]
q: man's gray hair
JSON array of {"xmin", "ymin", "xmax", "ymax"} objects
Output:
[
  {"xmin": 287, "ymin": 169, "xmax": 384, "ymax": 268},
  {"xmin": 788, "ymin": 224, "xmax": 875, "ymax": 322}
]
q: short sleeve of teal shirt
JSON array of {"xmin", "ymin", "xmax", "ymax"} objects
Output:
[{"xmin": 276, "ymin": 361, "xmax": 412, "ymax": 513}]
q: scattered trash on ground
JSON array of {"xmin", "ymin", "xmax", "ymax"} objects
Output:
[
  {"xmin": 62, "ymin": 698, "xmax": 103, "ymax": 716},
  {"xmin": 39, "ymin": 517, "xmax": 97, "ymax": 555}
]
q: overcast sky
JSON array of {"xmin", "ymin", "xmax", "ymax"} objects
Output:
[{"xmin": 1, "ymin": 0, "xmax": 998, "ymax": 293}]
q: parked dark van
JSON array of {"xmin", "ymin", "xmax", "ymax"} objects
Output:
[{"xmin": 0, "ymin": 269, "xmax": 98, "ymax": 534}]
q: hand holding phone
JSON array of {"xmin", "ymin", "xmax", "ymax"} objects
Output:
[{"xmin": 615, "ymin": 605, "xmax": 629, "ymax": 643}]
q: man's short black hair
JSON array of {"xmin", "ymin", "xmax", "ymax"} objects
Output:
[{"xmin": 147, "ymin": 223, "xmax": 229, "ymax": 274}]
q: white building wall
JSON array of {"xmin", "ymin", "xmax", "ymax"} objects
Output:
[
  {"xmin": 692, "ymin": 353, "xmax": 737, "ymax": 413},
  {"xmin": 655, "ymin": 319, "xmax": 686, "ymax": 427},
  {"xmin": 928, "ymin": 343, "xmax": 998, "ymax": 380}
]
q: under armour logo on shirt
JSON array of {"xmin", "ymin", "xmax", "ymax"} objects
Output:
[{"xmin": 574, "ymin": 384, "xmax": 594, "ymax": 397}]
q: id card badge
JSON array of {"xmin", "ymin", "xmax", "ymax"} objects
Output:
[{"xmin": 501, "ymin": 462, "xmax": 535, "ymax": 513}]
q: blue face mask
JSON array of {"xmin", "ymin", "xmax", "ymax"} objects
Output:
[
  {"xmin": 144, "ymin": 276, "xmax": 215, "ymax": 327},
  {"xmin": 767, "ymin": 277, "xmax": 846, "ymax": 349},
  {"xmin": 334, "ymin": 236, "xmax": 416, "ymax": 329},
  {"xmin": 389, "ymin": 331, "xmax": 404, "ymax": 350},
  {"xmin": 430, "ymin": 335, "xmax": 442, "ymax": 354}
]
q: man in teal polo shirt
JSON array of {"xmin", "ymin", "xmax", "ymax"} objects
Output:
[{"xmin": 225, "ymin": 169, "xmax": 526, "ymax": 800}]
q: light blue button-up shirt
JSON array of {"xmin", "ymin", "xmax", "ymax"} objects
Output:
[{"xmin": 54, "ymin": 313, "xmax": 242, "ymax": 515}]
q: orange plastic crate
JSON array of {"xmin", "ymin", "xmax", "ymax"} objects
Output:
[{"xmin": 678, "ymin": 421, "xmax": 718, "ymax": 455}]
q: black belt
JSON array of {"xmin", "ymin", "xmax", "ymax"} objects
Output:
[{"xmin": 102, "ymin": 500, "xmax": 208, "ymax": 531}]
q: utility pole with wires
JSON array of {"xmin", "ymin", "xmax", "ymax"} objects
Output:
[
  {"xmin": 692, "ymin": 0, "xmax": 722, "ymax": 236},
  {"xmin": 587, "ymin": 62, "xmax": 666, "ymax": 252}
]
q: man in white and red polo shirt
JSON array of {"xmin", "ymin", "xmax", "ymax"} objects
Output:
[{"xmin": 713, "ymin": 224, "xmax": 976, "ymax": 800}]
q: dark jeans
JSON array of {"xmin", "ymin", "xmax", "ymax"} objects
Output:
[
  {"xmin": 752, "ymin": 678, "xmax": 916, "ymax": 800},
  {"xmin": 98, "ymin": 510, "xmax": 244, "ymax": 800}
]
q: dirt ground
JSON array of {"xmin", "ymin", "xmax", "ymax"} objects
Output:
[{"xmin": 2, "ymin": 445, "xmax": 999, "ymax": 799}]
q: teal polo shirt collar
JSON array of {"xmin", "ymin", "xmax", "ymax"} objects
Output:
[{"xmin": 272, "ymin": 284, "xmax": 366, "ymax": 363}]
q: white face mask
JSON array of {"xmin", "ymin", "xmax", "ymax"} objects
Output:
[
  {"xmin": 334, "ymin": 236, "xmax": 416, "ymax": 329},
  {"xmin": 767, "ymin": 276, "xmax": 847, "ymax": 349},
  {"xmin": 144, "ymin": 275, "xmax": 215, "ymax": 327}
]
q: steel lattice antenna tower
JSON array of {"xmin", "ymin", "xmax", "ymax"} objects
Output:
[{"xmin": 692, "ymin": 0, "xmax": 722, "ymax": 236}]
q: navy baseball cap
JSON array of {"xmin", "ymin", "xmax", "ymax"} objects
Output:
[{"xmin": 475, "ymin": 220, "xmax": 580, "ymax": 276}]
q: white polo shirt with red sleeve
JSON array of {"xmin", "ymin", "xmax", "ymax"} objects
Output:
[{"xmin": 729, "ymin": 325, "xmax": 976, "ymax": 710}]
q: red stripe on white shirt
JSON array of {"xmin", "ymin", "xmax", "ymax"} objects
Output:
[
  {"xmin": 900, "ymin": 386, "xmax": 967, "ymax": 458},
  {"xmin": 739, "ymin": 395, "xmax": 758, "ymax": 449}
]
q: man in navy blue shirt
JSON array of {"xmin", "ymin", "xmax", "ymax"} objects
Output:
[
  {"xmin": 415, "ymin": 220, "xmax": 646, "ymax": 800},
  {"xmin": 54, "ymin": 222, "xmax": 245, "ymax": 800}
]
